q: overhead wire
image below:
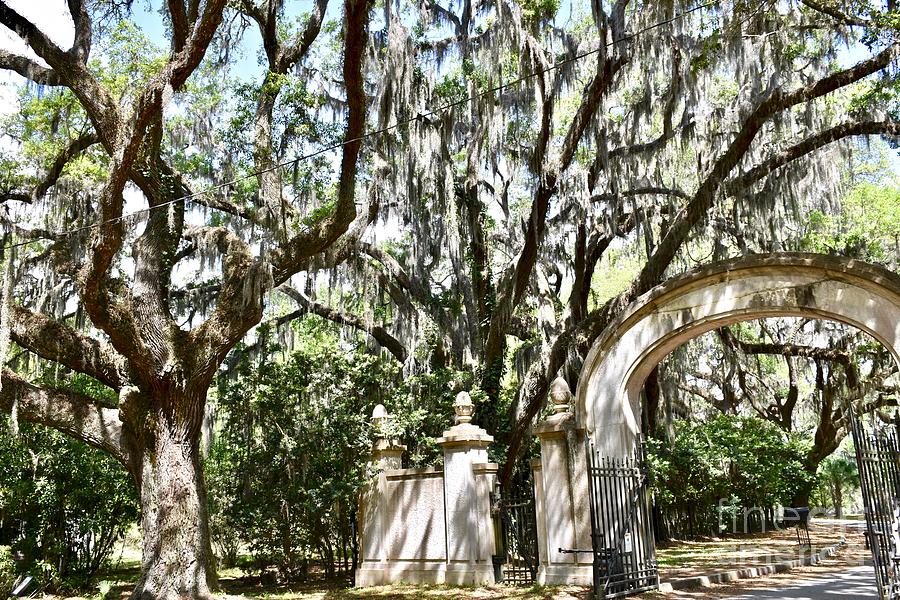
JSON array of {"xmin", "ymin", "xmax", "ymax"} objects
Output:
[{"xmin": 0, "ymin": 1, "xmax": 717, "ymax": 253}]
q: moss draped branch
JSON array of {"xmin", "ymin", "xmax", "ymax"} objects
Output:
[
  {"xmin": 0, "ymin": 49, "xmax": 61, "ymax": 85},
  {"xmin": 10, "ymin": 305, "xmax": 129, "ymax": 390},
  {"xmin": 482, "ymin": 52, "xmax": 626, "ymax": 391},
  {"xmin": 279, "ymin": 286, "xmax": 408, "ymax": 362},
  {"xmin": 270, "ymin": 0, "xmax": 370, "ymax": 284},
  {"xmin": 0, "ymin": 370, "xmax": 129, "ymax": 464},
  {"xmin": 635, "ymin": 42, "xmax": 900, "ymax": 295},
  {"xmin": 726, "ymin": 120, "xmax": 900, "ymax": 195}
]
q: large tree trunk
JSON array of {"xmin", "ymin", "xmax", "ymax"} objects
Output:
[
  {"xmin": 131, "ymin": 411, "xmax": 218, "ymax": 600},
  {"xmin": 791, "ymin": 462, "xmax": 820, "ymax": 508},
  {"xmin": 833, "ymin": 484, "xmax": 844, "ymax": 518}
]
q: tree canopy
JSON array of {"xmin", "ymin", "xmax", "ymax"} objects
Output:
[{"xmin": 0, "ymin": 0, "xmax": 897, "ymax": 596}]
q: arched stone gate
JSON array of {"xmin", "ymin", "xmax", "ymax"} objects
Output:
[
  {"xmin": 357, "ymin": 253, "xmax": 900, "ymax": 591},
  {"xmin": 530, "ymin": 253, "xmax": 900, "ymax": 589},
  {"xmin": 576, "ymin": 253, "xmax": 900, "ymax": 455}
]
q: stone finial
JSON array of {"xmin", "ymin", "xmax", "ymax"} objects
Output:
[
  {"xmin": 454, "ymin": 391, "xmax": 475, "ymax": 425},
  {"xmin": 437, "ymin": 390, "xmax": 492, "ymax": 449},
  {"xmin": 370, "ymin": 404, "xmax": 405, "ymax": 463},
  {"xmin": 371, "ymin": 404, "xmax": 389, "ymax": 434},
  {"xmin": 550, "ymin": 377, "xmax": 572, "ymax": 414}
]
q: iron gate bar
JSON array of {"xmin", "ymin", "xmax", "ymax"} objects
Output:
[
  {"xmin": 495, "ymin": 475, "xmax": 540, "ymax": 586},
  {"xmin": 586, "ymin": 438, "xmax": 659, "ymax": 599},
  {"xmin": 850, "ymin": 412, "xmax": 900, "ymax": 600}
]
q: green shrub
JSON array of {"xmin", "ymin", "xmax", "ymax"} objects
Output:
[
  {"xmin": 0, "ymin": 419, "xmax": 138, "ymax": 591},
  {"xmin": 208, "ymin": 316, "xmax": 463, "ymax": 580},
  {"xmin": 648, "ymin": 415, "xmax": 816, "ymax": 537},
  {"xmin": 0, "ymin": 545, "xmax": 15, "ymax": 592}
]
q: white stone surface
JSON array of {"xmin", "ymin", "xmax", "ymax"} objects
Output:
[
  {"xmin": 576, "ymin": 254, "xmax": 900, "ymax": 457},
  {"xmin": 385, "ymin": 470, "xmax": 447, "ymax": 561},
  {"xmin": 533, "ymin": 411, "xmax": 593, "ymax": 585},
  {"xmin": 356, "ymin": 402, "xmax": 498, "ymax": 587},
  {"xmin": 438, "ymin": 415, "xmax": 495, "ymax": 578}
]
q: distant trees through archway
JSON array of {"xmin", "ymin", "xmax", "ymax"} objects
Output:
[
  {"xmin": 575, "ymin": 253, "xmax": 900, "ymax": 540},
  {"xmin": 649, "ymin": 315, "xmax": 896, "ymax": 506}
]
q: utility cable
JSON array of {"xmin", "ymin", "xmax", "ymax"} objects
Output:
[{"xmin": 0, "ymin": 1, "xmax": 717, "ymax": 252}]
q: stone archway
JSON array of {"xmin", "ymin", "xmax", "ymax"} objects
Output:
[{"xmin": 575, "ymin": 253, "xmax": 900, "ymax": 457}]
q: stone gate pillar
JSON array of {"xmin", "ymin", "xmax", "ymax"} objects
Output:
[
  {"xmin": 436, "ymin": 391, "xmax": 498, "ymax": 584},
  {"xmin": 357, "ymin": 404, "xmax": 406, "ymax": 580},
  {"xmin": 532, "ymin": 377, "xmax": 593, "ymax": 584}
]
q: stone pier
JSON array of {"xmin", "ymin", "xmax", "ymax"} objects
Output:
[
  {"xmin": 532, "ymin": 377, "xmax": 593, "ymax": 585},
  {"xmin": 355, "ymin": 393, "xmax": 499, "ymax": 586}
]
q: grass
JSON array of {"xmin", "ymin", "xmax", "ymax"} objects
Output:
[
  {"xmin": 219, "ymin": 583, "xmax": 586, "ymax": 600},
  {"xmin": 48, "ymin": 578, "xmax": 586, "ymax": 600},
  {"xmin": 45, "ymin": 519, "xmax": 861, "ymax": 599}
]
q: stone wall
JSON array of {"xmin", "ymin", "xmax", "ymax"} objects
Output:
[{"xmin": 356, "ymin": 394, "xmax": 499, "ymax": 586}]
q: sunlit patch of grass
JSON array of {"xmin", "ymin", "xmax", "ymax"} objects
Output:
[{"xmin": 223, "ymin": 583, "xmax": 587, "ymax": 600}]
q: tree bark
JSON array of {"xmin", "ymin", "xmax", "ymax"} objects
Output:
[
  {"xmin": 130, "ymin": 404, "xmax": 218, "ymax": 599},
  {"xmin": 791, "ymin": 480, "xmax": 815, "ymax": 508}
]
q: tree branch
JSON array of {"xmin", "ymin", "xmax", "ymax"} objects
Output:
[
  {"xmin": 280, "ymin": 0, "xmax": 330, "ymax": 69},
  {"xmin": 591, "ymin": 186, "xmax": 689, "ymax": 204},
  {"xmin": 635, "ymin": 42, "xmax": 900, "ymax": 295},
  {"xmin": 483, "ymin": 53, "xmax": 625, "ymax": 383},
  {"xmin": 726, "ymin": 120, "xmax": 900, "ymax": 195},
  {"xmin": 799, "ymin": 0, "xmax": 869, "ymax": 26},
  {"xmin": 11, "ymin": 132, "xmax": 99, "ymax": 203},
  {"xmin": 11, "ymin": 305, "xmax": 128, "ymax": 390},
  {"xmin": 0, "ymin": 1, "xmax": 121, "ymax": 144},
  {"xmin": 279, "ymin": 286, "xmax": 407, "ymax": 362},
  {"xmin": 720, "ymin": 326, "xmax": 862, "ymax": 388},
  {"xmin": 67, "ymin": 0, "xmax": 91, "ymax": 62},
  {"xmin": 421, "ymin": 0, "xmax": 461, "ymax": 30},
  {"xmin": 0, "ymin": 370, "xmax": 129, "ymax": 465},
  {"xmin": 676, "ymin": 380, "xmax": 721, "ymax": 407},
  {"xmin": 168, "ymin": 0, "xmax": 190, "ymax": 51},
  {"xmin": 187, "ymin": 227, "xmax": 264, "ymax": 376},
  {"xmin": 270, "ymin": 0, "xmax": 369, "ymax": 284},
  {"xmin": 0, "ymin": 49, "xmax": 61, "ymax": 85}
]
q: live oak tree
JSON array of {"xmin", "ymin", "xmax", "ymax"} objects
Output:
[
  {"xmin": 261, "ymin": 0, "xmax": 900, "ymax": 485},
  {"xmin": 0, "ymin": 1, "xmax": 898, "ymax": 598},
  {"xmin": 0, "ymin": 0, "xmax": 369, "ymax": 597}
]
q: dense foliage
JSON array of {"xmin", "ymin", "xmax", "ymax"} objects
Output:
[
  {"xmin": 0, "ymin": 546, "xmax": 14, "ymax": 592},
  {"xmin": 811, "ymin": 454, "xmax": 861, "ymax": 517},
  {"xmin": 647, "ymin": 415, "xmax": 815, "ymax": 538},
  {"xmin": 206, "ymin": 317, "xmax": 497, "ymax": 580},
  {"xmin": 0, "ymin": 419, "xmax": 138, "ymax": 591},
  {"xmin": 800, "ymin": 157, "xmax": 900, "ymax": 267}
]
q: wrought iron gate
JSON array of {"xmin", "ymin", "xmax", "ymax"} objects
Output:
[
  {"xmin": 494, "ymin": 476, "xmax": 539, "ymax": 585},
  {"xmin": 850, "ymin": 412, "xmax": 900, "ymax": 600},
  {"xmin": 586, "ymin": 439, "xmax": 659, "ymax": 599}
]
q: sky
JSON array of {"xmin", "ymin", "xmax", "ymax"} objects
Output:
[{"xmin": 0, "ymin": 1, "xmax": 71, "ymax": 110}]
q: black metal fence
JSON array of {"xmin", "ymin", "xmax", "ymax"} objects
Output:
[
  {"xmin": 587, "ymin": 439, "xmax": 659, "ymax": 599},
  {"xmin": 850, "ymin": 412, "xmax": 900, "ymax": 600},
  {"xmin": 494, "ymin": 473, "xmax": 539, "ymax": 585}
]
